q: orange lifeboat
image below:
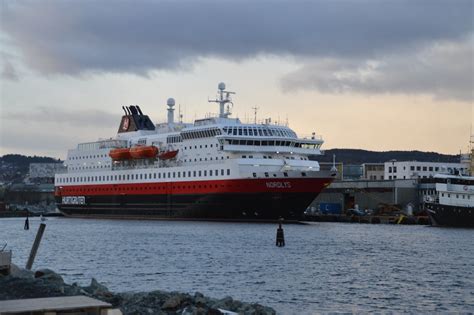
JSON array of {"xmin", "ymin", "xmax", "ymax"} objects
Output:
[
  {"xmin": 129, "ymin": 145, "xmax": 159, "ymax": 159},
  {"xmin": 158, "ymin": 149, "xmax": 179, "ymax": 160},
  {"xmin": 109, "ymin": 148, "xmax": 132, "ymax": 161}
]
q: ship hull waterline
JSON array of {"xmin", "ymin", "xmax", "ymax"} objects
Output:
[
  {"xmin": 56, "ymin": 177, "xmax": 334, "ymax": 221},
  {"xmin": 425, "ymin": 202, "xmax": 474, "ymax": 228}
]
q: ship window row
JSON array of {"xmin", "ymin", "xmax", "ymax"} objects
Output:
[
  {"xmin": 70, "ymin": 164, "xmax": 110, "ymax": 170},
  {"xmin": 184, "ymin": 143, "xmax": 217, "ymax": 150},
  {"xmin": 167, "ymin": 135, "xmax": 183, "ymax": 143},
  {"xmin": 60, "ymin": 181, "xmax": 249, "ymax": 193},
  {"xmin": 184, "ymin": 156, "xmax": 228, "ymax": 162},
  {"xmin": 58, "ymin": 169, "xmax": 231, "ymax": 183},
  {"xmin": 225, "ymin": 139, "xmax": 319, "ymax": 149},
  {"xmin": 70, "ymin": 154, "xmax": 109, "ymax": 160},
  {"xmin": 252, "ymin": 172, "xmax": 290, "ymax": 178},
  {"xmin": 441, "ymin": 193, "xmax": 471, "ymax": 199},
  {"xmin": 223, "ymin": 126, "xmax": 297, "ymax": 138},
  {"xmin": 181, "ymin": 128, "xmax": 222, "ymax": 140},
  {"xmin": 77, "ymin": 142, "xmax": 100, "ymax": 151}
]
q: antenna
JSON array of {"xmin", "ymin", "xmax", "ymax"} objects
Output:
[
  {"xmin": 252, "ymin": 106, "xmax": 259, "ymax": 124},
  {"xmin": 208, "ymin": 82, "xmax": 235, "ymax": 118},
  {"xmin": 178, "ymin": 104, "xmax": 183, "ymax": 123},
  {"xmin": 330, "ymin": 154, "xmax": 337, "ymax": 172}
]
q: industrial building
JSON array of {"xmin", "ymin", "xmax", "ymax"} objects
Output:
[
  {"xmin": 383, "ymin": 160, "xmax": 468, "ymax": 180},
  {"xmin": 309, "ymin": 179, "xmax": 419, "ymax": 215}
]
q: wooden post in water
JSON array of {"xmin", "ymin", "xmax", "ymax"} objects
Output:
[
  {"xmin": 26, "ymin": 223, "xmax": 46, "ymax": 270},
  {"xmin": 24, "ymin": 211, "xmax": 29, "ymax": 230},
  {"xmin": 276, "ymin": 218, "xmax": 285, "ymax": 247}
]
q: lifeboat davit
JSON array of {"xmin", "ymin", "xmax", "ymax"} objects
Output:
[
  {"xmin": 129, "ymin": 145, "xmax": 159, "ymax": 159},
  {"xmin": 158, "ymin": 149, "xmax": 179, "ymax": 160},
  {"xmin": 109, "ymin": 148, "xmax": 132, "ymax": 161}
]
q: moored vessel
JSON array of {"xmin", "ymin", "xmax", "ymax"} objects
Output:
[
  {"xmin": 54, "ymin": 83, "xmax": 336, "ymax": 220},
  {"xmin": 425, "ymin": 174, "xmax": 474, "ymax": 227}
]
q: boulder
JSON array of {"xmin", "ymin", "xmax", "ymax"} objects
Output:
[
  {"xmin": 162, "ymin": 294, "xmax": 184, "ymax": 309},
  {"xmin": 212, "ymin": 296, "xmax": 234, "ymax": 310},
  {"xmin": 9, "ymin": 263, "xmax": 34, "ymax": 279},
  {"xmin": 84, "ymin": 278, "xmax": 110, "ymax": 296},
  {"xmin": 34, "ymin": 268, "xmax": 64, "ymax": 285}
]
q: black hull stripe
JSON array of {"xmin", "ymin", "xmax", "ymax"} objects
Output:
[
  {"xmin": 425, "ymin": 203, "xmax": 474, "ymax": 227},
  {"xmin": 57, "ymin": 192, "xmax": 320, "ymax": 220}
]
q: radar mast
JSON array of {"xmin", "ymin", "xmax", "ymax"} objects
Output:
[{"xmin": 208, "ymin": 82, "xmax": 235, "ymax": 118}]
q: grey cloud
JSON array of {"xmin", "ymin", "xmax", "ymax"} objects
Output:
[
  {"xmin": 1, "ymin": 60, "xmax": 19, "ymax": 81},
  {"xmin": 2, "ymin": 0, "xmax": 472, "ymax": 76},
  {"xmin": 281, "ymin": 35, "xmax": 474, "ymax": 101},
  {"xmin": 4, "ymin": 106, "xmax": 119, "ymax": 127},
  {"xmin": 1, "ymin": 52, "xmax": 19, "ymax": 80}
]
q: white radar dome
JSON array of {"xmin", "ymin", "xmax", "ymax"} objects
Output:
[
  {"xmin": 167, "ymin": 98, "xmax": 175, "ymax": 107},
  {"xmin": 218, "ymin": 82, "xmax": 226, "ymax": 91}
]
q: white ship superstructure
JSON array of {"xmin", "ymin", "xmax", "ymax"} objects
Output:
[
  {"xmin": 425, "ymin": 173, "xmax": 474, "ymax": 227},
  {"xmin": 55, "ymin": 83, "xmax": 336, "ymax": 220}
]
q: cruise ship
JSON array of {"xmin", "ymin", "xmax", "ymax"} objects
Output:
[{"xmin": 54, "ymin": 83, "xmax": 337, "ymax": 220}]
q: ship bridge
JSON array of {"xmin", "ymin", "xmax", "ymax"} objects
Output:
[{"xmin": 216, "ymin": 125, "xmax": 323, "ymax": 155}]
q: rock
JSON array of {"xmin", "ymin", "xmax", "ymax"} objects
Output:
[
  {"xmin": 212, "ymin": 296, "xmax": 234, "ymax": 310},
  {"xmin": 0, "ymin": 266, "xmax": 276, "ymax": 315},
  {"xmin": 9, "ymin": 264, "xmax": 34, "ymax": 279},
  {"xmin": 194, "ymin": 296, "xmax": 207, "ymax": 306},
  {"xmin": 84, "ymin": 278, "xmax": 110, "ymax": 296},
  {"xmin": 34, "ymin": 268, "xmax": 64, "ymax": 287},
  {"xmin": 162, "ymin": 294, "xmax": 184, "ymax": 309}
]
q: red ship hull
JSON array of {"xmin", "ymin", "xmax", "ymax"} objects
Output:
[{"xmin": 55, "ymin": 177, "xmax": 333, "ymax": 220}]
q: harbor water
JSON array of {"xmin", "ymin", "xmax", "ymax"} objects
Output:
[{"xmin": 1, "ymin": 218, "xmax": 473, "ymax": 313}]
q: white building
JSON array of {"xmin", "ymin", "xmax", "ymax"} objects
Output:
[
  {"xmin": 384, "ymin": 161, "xmax": 468, "ymax": 180},
  {"xmin": 362, "ymin": 163, "xmax": 385, "ymax": 180}
]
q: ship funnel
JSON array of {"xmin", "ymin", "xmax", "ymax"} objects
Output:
[{"xmin": 167, "ymin": 98, "xmax": 175, "ymax": 125}]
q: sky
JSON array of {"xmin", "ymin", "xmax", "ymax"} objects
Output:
[{"xmin": 0, "ymin": 0, "xmax": 473, "ymax": 159}]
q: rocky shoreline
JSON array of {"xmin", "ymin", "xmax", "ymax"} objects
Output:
[{"xmin": 0, "ymin": 265, "xmax": 275, "ymax": 315}]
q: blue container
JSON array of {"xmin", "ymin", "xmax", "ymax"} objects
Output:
[{"xmin": 318, "ymin": 203, "xmax": 342, "ymax": 215}]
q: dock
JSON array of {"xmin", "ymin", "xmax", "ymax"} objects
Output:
[
  {"xmin": 0, "ymin": 250, "xmax": 12, "ymax": 276},
  {"xmin": 0, "ymin": 296, "xmax": 121, "ymax": 315}
]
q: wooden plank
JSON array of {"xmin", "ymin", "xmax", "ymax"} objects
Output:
[
  {"xmin": 0, "ymin": 295, "xmax": 111, "ymax": 314},
  {"xmin": 0, "ymin": 251, "xmax": 11, "ymax": 268}
]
